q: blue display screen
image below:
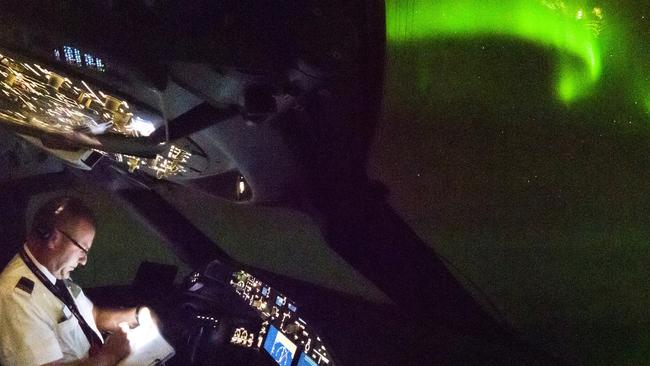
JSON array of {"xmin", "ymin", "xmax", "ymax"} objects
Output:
[
  {"xmin": 297, "ymin": 352, "xmax": 319, "ymax": 366},
  {"xmin": 275, "ymin": 296, "xmax": 284, "ymax": 306},
  {"xmin": 263, "ymin": 325, "xmax": 297, "ymax": 366}
]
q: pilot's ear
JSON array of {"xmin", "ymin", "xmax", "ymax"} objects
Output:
[{"xmin": 44, "ymin": 229, "xmax": 60, "ymax": 249}]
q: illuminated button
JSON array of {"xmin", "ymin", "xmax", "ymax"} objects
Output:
[
  {"xmin": 77, "ymin": 93, "xmax": 93, "ymax": 108},
  {"xmin": 5, "ymin": 71, "xmax": 16, "ymax": 87},
  {"xmin": 48, "ymin": 73, "xmax": 65, "ymax": 90},
  {"xmin": 103, "ymin": 95, "xmax": 121, "ymax": 112}
]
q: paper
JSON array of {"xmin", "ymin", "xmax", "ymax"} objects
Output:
[
  {"xmin": 117, "ymin": 330, "xmax": 175, "ymax": 366},
  {"xmin": 117, "ymin": 308, "xmax": 175, "ymax": 366}
]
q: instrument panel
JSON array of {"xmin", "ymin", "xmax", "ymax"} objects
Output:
[
  {"xmin": 230, "ymin": 270, "xmax": 334, "ymax": 366},
  {"xmin": 182, "ymin": 264, "xmax": 337, "ymax": 366}
]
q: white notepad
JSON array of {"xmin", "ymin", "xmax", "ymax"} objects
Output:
[{"xmin": 117, "ymin": 320, "xmax": 175, "ymax": 366}]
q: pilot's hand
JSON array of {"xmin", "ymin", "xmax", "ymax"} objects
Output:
[
  {"xmin": 101, "ymin": 328, "xmax": 131, "ymax": 363},
  {"xmin": 137, "ymin": 306, "xmax": 162, "ymax": 331}
]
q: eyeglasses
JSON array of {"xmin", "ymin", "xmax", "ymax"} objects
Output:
[{"xmin": 56, "ymin": 228, "xmax": 89, "ymax": 255}]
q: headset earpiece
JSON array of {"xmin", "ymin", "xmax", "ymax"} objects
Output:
[{"xmin": 36, "ymin": 227, "xmax": 51, "ymax": 240}]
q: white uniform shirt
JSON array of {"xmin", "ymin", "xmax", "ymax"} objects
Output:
[{"xmin": 0, "ymin": 246, "xmax": 102, "ymax": 365}]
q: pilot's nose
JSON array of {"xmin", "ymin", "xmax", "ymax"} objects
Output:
[{"xmin": 78, "ymin": 253, "xmax": 88, "ymax": 266}]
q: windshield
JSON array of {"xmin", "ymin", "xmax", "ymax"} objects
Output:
[{"xmin": 373, "ymin": 0, "xmax": 650, "ymax": 364}]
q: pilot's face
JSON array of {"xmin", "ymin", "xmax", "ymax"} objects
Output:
[{"xmin": 50, "ymin": 218, "xmax": 95, "ymax": 280}]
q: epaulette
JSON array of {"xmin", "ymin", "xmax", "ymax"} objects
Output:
[{"xmin": 15, "ymin": 276, "xmax": 34, "ymax": 294}]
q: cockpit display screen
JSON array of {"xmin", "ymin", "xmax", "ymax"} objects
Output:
[
  {"xmin": 263, "ymin": 325, "xmax": 297, "ymax": 366},
  {"xmin": 297, "ymin": 352, "xmax": 319, "ymax": 366}
]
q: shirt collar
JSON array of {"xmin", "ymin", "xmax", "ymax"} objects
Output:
[{"xmin": 23, "ymin": 244, "xmax": 57, "ymax": 285}]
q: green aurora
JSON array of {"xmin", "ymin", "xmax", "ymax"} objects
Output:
[{"xmin": 385, "ymin": 0, "xmax": 649, "ymax": 111}]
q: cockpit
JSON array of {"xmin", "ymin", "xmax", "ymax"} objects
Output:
[{"xmin": 1, "ymin": 1, "xmax": 647, "ymax": 365}]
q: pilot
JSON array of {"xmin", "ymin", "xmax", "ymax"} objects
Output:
[{"xmin": 0, "ymin": 196, "xmax": 141, "ymax": 365}]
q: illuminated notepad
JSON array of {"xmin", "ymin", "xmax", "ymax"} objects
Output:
[{"xmin": 118, "ymin": 308, "xmax": 175, "ymax": 366}]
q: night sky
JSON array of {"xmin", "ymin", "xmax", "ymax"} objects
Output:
[{"xmin": 370, "ymin": 1, "xmax": 650, "ymax": 364}]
